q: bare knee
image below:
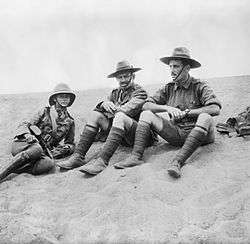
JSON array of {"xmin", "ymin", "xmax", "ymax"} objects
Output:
[
  {"xmin": 139, "ymin": 110, "xmax": 155, "ymax": 124},
  {"xmin": 113, "ymin": 112, "xmax": 132, "ymax": 129},
  {"xmin": 196, "ymin": 113, "xmax": 214, "ymax": 128},
  {"xmin": 88, "ymin": 111, "xmax": 105, "ymax": 124},
  {"xmin": 197, "ymin": 113, "xmax": 213, "ymax": 122},
  {"xmin": 86, "ymin": 111, "xmax": 109, "ymax": 130}
]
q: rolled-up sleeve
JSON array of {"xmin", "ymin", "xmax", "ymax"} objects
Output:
[{"xmin": 199, "ymin": 83, "xmax": 222, "ymax": 109}]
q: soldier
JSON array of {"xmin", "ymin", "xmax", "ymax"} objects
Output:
[
  {"xmin": 58, "ymin": 60, "xmax": 151, "ymax": 175},
  {"xmin": 0, "ymin": 83, "xmax": 76, "ymax": 182},
  {"xmin": 114, "ymin": 47, "xmax": 222, "ymax": 178}
]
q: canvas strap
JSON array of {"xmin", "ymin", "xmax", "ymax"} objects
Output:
[{"xmin": 49, "ymin": 106, "xmax": 58, "ymax": 133}]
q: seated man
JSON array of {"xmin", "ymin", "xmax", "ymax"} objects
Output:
[
  {"xmin": 0, "ymin": 83, "xmax": 76, "ymax": 182},
  {"xmin": 114, "ymin": 47, "xmax": 221, "ymax": 178},
  {"xmin": 58, "ymin": 60, "xmax": 150, "ymax": 175}
]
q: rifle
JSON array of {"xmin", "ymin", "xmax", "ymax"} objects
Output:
[{"xmin": 29, "ymin": 125, "xmax": 53, "ymax": 159}]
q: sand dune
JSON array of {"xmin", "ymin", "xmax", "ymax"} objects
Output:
[{"xmin": 0, "ymin": 76, "xmax": 250, "ymax": 243}]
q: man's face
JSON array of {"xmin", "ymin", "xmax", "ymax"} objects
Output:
[
  {"xmin": 116, "ymin": 71, "xmax": 133, "ymax": 88},
  {"xmin": 55, "ymin": 93, "xmax": 71, "ymax": 107},
  {"xmin": 169, "ymin": 59, "xmax": 189, "ymax": 82}
]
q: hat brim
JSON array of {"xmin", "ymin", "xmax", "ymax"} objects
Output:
[
  {"xmin": 160, "ymin": 56, "xmax": 201, "ymax": 69},
  {"xmin": 49, "ymin": 92, "xmax": 76, "ymax": 107},
  {"xmin": 107, "ymin": 68, "xmax": 142, "ymax": 78}
]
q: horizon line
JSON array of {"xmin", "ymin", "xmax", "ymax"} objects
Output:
[{"xmin": 1, "ymin": 74, "xmax": 249, "ymax": 96}]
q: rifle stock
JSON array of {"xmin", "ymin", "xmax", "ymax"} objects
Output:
[{"xmin": 29, "ymin": 125, "xmax": 53, "ymax": 159}]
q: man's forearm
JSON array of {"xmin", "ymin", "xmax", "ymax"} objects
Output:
[{"xmin": 188, "ymin": 104, "xmax": 220, "ymax": 117}]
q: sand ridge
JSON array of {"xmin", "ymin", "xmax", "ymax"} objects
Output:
[{"xmin": 0, "ymin": 76, "xmax": 250, "ymax": 243}]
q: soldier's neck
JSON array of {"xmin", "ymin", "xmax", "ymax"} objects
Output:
[
  {"xmin": 174, "ymin": 74, "xmax": 190, "ymax": 86},
  {"xmin": 54, "ymin": 103, "xmax": 67, "ymax": 113}
]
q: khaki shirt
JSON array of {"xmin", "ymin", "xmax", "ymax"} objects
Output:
[
  {"xmin": 95, "ymin": 82, "xmax": 147, "ymax": 121},
  {"xmin": 148, "ymin": 76, "xmax": 221, "ymax": 128},
  {"xmin": 15, "ymin": 106, "xmax": 75, "ymax": 150}
]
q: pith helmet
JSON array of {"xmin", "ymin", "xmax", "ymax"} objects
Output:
[
  {"xmin": 160, "ymin": 47, "xmax": 201, "ymax": 69},
  {"xmin": 107, "ymin": 60, "xmax": 142, "ymax": 78},
  {"xmin": 49, "ymin": 83, "xmax": 76, "ymax": 107}
]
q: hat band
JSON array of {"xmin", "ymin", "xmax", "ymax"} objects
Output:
[
  {"xmin": 173, "ymin": 53, "xmax": 190, "ymax": 59},
  {"xmin": 116, "ymin": 65, "xmax": 133, "ymax": 72}
]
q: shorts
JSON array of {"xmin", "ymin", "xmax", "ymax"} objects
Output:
[{"xmin": 157, "ymin": 119, "xmax": 214, "ymax": 147}]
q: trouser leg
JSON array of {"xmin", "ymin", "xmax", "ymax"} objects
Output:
[
  {"xmin": 0, "ymin": 143, "xmax": 43, "ymax": 182},
  {"xmin": 31, "ymin": 155, "xmax": 55, "ymax": 175}
]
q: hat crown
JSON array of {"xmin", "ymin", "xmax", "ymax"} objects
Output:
[
  {"xmin": 53, "ymin": 83, "xmax": 72, "ymax": 93},
  {"xmin": 108, "ymin": 60, "xmax": 141, "ymax": 78},
  {"xmin": 160, "ymin": 47, "xmax": 201, "ymax": 68},
  {"xmin": 172, "ymin": 47, "xmax": 191, "ymax": 59},
  {"xmin": 116, "ymin": 60, "xmax": 133, "ymax": 72},
  {"xmin": 49, "ymin": 82, "xmax": 75, "ymax": 106}
]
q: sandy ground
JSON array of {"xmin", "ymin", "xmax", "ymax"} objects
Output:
[{"xmin": 0, "ymin": 76, "xmax": 250, "ymax": 244}]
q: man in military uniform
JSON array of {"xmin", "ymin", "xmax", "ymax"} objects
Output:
[
  {"xmin": 114, "ymin": 47, "xmax": 221, "ymax": 178},
  {"xmin": 0, "ymin": 83, "xmax": 76, "ymax": 182},
  {"xmin": 58, "ymin": 60, "xmax": 150, "ymax": 175}
]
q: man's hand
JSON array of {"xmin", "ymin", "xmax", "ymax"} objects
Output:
[
  {"xmin": 166, "ymin": 106, "xmax": 187, "ymax": 120},
  {"xmin": 24, "ymin": 133, "xmax": 37, "ymax": 144},
  {"xmin": 101, "ymin": 101, "xmax": 117, "ymax": 114},
  {"xmin": 52, "ymin": 145, "xmax": 71, "ymax": 159}
]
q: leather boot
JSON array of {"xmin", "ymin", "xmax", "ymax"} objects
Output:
[
  {"xmin": 0, "ymin": 151, "xmax": 31, "ymax": 182},
  {"xmin": 78, "ymin": 157, "xmax": 107, "ymax": 175},
  {"xmin": 114, "ymin": 155, "xmax": 144, "ymax": 169},
  {"xmin": 57, "ymin": 153, "xmax": 86, "ymax": 170},
  {"xmin": 12, "ymin": 163, "xmax": 33, "ymax": 174},
  {"xmin": 167, "ymin": 160, "xmax": 181, "ymax": 178}
]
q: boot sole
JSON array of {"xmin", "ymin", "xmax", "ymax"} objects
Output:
[
  {"xmin": 57, "ymin": 162, "xmax": 85, "ymax": 170},
  {"xmin": 79, "ymin": 168, "xmax": 99, "ymax": 175},
  {"xmin": 114, "ymin": 160, "xmax": 143, "ymax": 169},
  {"xmin": 114, "ymin": 164, "xmax": 126, "ymax": 169},
  {"xmin": 58, "ymin": 166, "xmax": 73, "ymax": 170}
]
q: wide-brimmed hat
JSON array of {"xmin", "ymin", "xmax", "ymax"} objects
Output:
[
  {"xmin": 160, "ymin": 47, "xmax": 201, "ymax": 69},
  {"xmin": 107, "ymin": 60, "xmax": 142, "ymax": 78},
  {"xmin": 49, "ymin": 83, "xmax": 76, "ymax": 107}
]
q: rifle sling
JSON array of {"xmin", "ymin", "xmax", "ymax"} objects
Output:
[{"xmin": 49, "ymin": 106, "xmax": 58, "ymax": 133}]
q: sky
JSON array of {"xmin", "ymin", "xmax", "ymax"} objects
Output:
[{"xmin": 0, "ymin": 0, "xmax": 249, "ymax": 94}]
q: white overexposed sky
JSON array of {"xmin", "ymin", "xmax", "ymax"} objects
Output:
[{"xmin": 0, "ymin": 0, "xmax": 249, "ymax": 94}]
